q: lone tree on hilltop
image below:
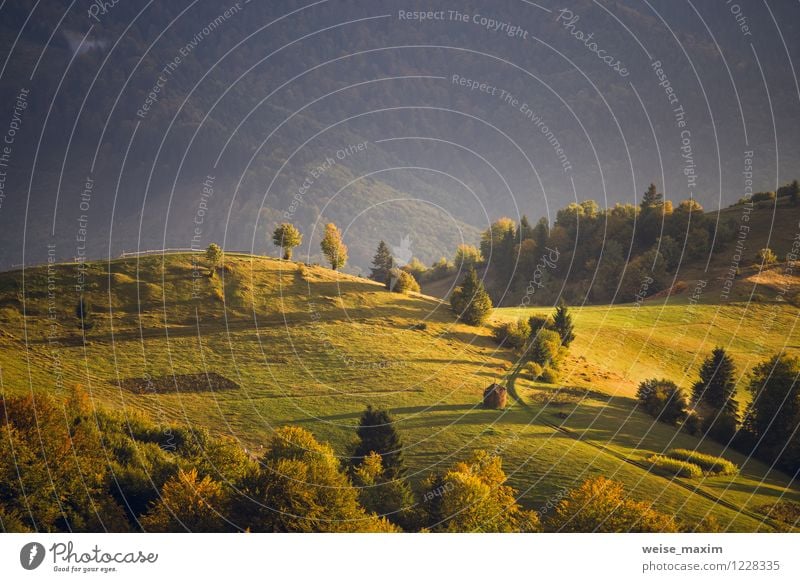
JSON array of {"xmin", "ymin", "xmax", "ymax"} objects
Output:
[
  {"xmin": 272, "ymin": 223, "xmax": 302, "ymax": 260},
  {"xmin": 205, "ymin": 243, "xmax": 223, "ymax": 276},
  {"xmin": 552, "ymin": 300, "xmax": 575, "ymax": 347},
  {"xmin": 369, "ymin": 240, "xmax": 393, "ymax": 284},
  {"xmin": 449, "ymin": 267, "xmax": 493, "ymax": 326},
  {"xmin": 353, "ymin": 406, "xmax": 406, "ymax": 478},
  {"xmin": 320, "ymin": 223, "xmax": 348, "ymax": 270}
]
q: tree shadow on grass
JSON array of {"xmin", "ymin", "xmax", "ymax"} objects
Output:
[{"xmin": 288, "ymin": 403, "xmax": 484, "ymax": 426}]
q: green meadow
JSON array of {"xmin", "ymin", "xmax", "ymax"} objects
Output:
[{"xmin": 0, "ymin": 252, "xmax": 797, "ymax": 531}]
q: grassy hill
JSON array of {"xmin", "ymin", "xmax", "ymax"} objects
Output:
[
  {"xmin": 0, "ymin": 252, "xmax": 798, "ymax": 531},
  {"xmin": 495, "ymin": 301, "xmax": 799, "ymax": 399}
]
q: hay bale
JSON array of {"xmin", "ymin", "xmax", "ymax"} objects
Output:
[{"xmin": 483, "ymin": 383, "xmax": 507, "ymax": 409}]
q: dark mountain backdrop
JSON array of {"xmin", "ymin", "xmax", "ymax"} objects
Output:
[{"xmin": 0, "ymin": 0, "xmax": 798, "ymax": 272}]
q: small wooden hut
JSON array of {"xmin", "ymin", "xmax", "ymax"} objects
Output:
[{"xmin": 483, "ymin": 383, "xmax": 508, "ymax": 409}]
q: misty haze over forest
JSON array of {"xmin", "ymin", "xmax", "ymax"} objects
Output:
[{"xmin": 0, "ymin": 0, "xmax": 798, "ymax": 272}]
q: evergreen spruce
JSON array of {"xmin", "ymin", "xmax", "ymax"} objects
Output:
[
  {"xmin": 552, "ymin": 300, "xmax": 575, "ymax": 346},
  {"xmin": 449, "ymin": 267, "xmax": 493, "ymax": 325},
  {"xmin": 693, "ymin": 347, "xmax": 738, "ymax": 412},
  {"xmin": 640, "ymin": 183, "xmax": 663, "ymax": 211},
  {"xmin": 353, "ymin": 406, "xmax": 406, "ymax": 478},
  {"xmin": 518, "ymin": 215, "xmax": 533, "ymax": 241},
  {"xmin": 692, "ymin": 347, "xmax": 739, "ymax": 441},
  {"xmin": 369, "ymin": 240, "xmax": 393, "ymax": 283}
]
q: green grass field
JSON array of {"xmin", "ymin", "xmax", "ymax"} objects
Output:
[
  {"xmin": 0, "ymin": 252, "xmax": 798, "ymax": 531},
  {"xmin": 495, "ymin": 300, "xmax": 800, "ymax": 399}
]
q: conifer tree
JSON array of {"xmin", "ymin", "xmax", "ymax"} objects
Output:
[
  {"xmin": 552, "ymin": 300, "xmax": 575, "ymax": 346},
  {"xmin": 353, "ymin": 406, "xmax": 406, "ymax": 478},
  {"xmin": 693, "ymin": 348, "xmax": 739, "ymax": 441},
  {"xmin": 640, "ymin": 183, "xmax": 663, "ymax": 211},
  {"xmin": 693, "ymin": 348, "xmax": 738, "ymax": 412},
  {"xmin": 449, "ymin": 267, "xmax": 493, "ymax": 325},
  {"xmin": 369, "ymin": 240, "xmax": 393, "ymax": 283},
  {"xmin": 518, "ymin": 215, "xmax": 533, "ymax": 241}
]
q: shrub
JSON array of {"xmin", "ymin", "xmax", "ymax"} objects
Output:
[
  {"xmin": 525, "ymin": 362, "xmax": 544, "ymax": 379},
  {"xmin": 664, "ymin": 449, "xmax": 738, "ymax": 476},
  {"xmin": 751, "ymin": 191, "xmax": 776, "ymax": 203},
  {"xmin": 402, "ymin": 258, "xmax": 428, "ymax": 281},
  {"xmin": 755, "ymin": 501, "xmax": 800, "ymax": 530},
  {"xmin": 529, "ymin": 329, "xmax": 563, "ymax": 367},
  {"xmin": 425, "ymin": 257, "xmax": 454, "ymax": 282},
  {"xmin": 757, "ymin": 248, "xmax": 777, "ymax": 265},
  {"xmin": 540, "ymin": 367, "xmax": 559, "ymax": 384},
  {"xmin": 690, "ymin": 516, "xmax": 725, "ymax": 533},
  {"xmin": 645, "ymin": 455, "xmax": 703, "ymax": 478},
  {"xmin": 492, "ymin": 319, "xmax": 531, "ymax": 349},
  {"xmin": 636, "ymin": 379, "xmax": 690, "ymax": 426},
  {"xmin": 387, "ymin": 268, "xmax": 420, "ymax": 294}
]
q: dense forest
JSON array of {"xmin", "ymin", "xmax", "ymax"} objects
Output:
[{"xmin": 401, "ymin": 180, "xmax": 799, "ymax": 304}]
